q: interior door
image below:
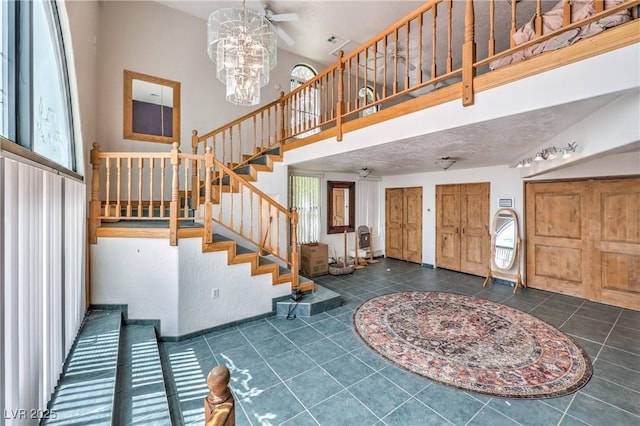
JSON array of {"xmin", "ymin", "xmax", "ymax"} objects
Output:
[
  {"xmin": 385, "ymin": 188, "xmax": 403, "ymax": 260},
  {"xmin": 526, "ymin": 181, "xmax": 590, "ymax": 299},
  {"xmin": 460, "ymin": 183, "xmax": 490, "ymax": 275},
  {"xmin": 436, "ymin": 185, "xmax": 461, "ymax": 271},
  {"xmin": 591, "ymin": 179, "xmax": 640, "ymax": 309},
  {"xmin": 403, "ymin": 187, "xmax": 423, "ymax": 263}
]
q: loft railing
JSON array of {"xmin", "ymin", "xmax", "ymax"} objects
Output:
[
  {"xmin": 88, "ymin": 142, "xmax": 300, "ymax": 288},
  {"xmin": 191, "ymin": 0, "xmax": 638, "ymax": 167}
]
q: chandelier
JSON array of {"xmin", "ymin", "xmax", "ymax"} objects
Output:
[{"xmin": 207, "ymin": 1, "xmax": 277, "ymax": 106}]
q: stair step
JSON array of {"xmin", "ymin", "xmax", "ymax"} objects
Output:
[
  {"xmin": 114, "ymin": 324, "xmax": 172, "ymax": 425},
  {"xmin": 44, "ymin": 310, "xmax": 122, "ymax": 425},
  {"xmin": 234, "ymin": 165, "xmax": 251, "ymax": 176},
  {"xmin": 276, "ymin": 284, "xmax": 341, "ymax": 317},
  {"xmin": 264, "ymin": 146, "xmax": 280, "ymax": 156}
]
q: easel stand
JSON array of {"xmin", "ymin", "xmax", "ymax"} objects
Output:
[{"xmin": 483, "ymin": 237, "xmax": 524, "ymax": 294}]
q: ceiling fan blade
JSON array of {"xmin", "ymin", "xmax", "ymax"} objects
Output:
[
  {"xmin": 269, "ymin": 12, "xmax": 299, "ymax": 22},
  {"xmin": 275, "ymin": 25, "xmax": 294, "ymax": 46}
]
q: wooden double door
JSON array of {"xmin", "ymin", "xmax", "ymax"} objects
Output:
[
  {"xmin": 526, "ymin": 178, "xmax": 640, "ymax": 310},
  {"xmin": 385, "ymin": 187, "xmax": 422, "ymax": 263},
  {"xmin": 436, "ymin": 183, "xmax": 490, "ymax": 276}
]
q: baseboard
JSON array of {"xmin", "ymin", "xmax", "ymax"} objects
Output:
[
  {"xmin": 158, "ymin": 310, "xmax": 277, "ymax": 342},
  {"xmin": 422, "ymin": 263, "xmax": 434, "ymax": 269}
]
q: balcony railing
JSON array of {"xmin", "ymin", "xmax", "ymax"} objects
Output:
[{"xmin": 191, "ymin": 0, "xmax": 638, "ymax": 167}]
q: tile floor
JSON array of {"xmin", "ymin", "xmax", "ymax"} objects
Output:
[{"xmin": 161, "ymin": 258, "xmax": 640, "ymax": 426}]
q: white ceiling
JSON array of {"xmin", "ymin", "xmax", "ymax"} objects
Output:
[{"xmin": 155, "ymin": 0, "xmax": 633, "ymax": 175}]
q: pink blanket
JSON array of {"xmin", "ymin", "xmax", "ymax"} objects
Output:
[{"xmin": 490, "ymin": 0, "xmax": 632, "ymax": 70}]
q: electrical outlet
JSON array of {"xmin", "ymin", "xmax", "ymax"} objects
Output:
[{"xmin": 212, "ymin": 288, "xmax": 220, "ymax": 299}]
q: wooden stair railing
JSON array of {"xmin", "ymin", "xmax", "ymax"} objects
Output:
[
  {"xmin": 190, "ymin": 0, "xmax": 638, "ymax": 170},
  {"xmin": 89, "ymin": 142, "xmax": 301, "ymax": 290}
]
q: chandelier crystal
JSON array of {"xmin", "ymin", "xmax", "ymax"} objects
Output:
[{"xmin": 207, "ymin": 1, "xmax": 277, "ymax": 106}]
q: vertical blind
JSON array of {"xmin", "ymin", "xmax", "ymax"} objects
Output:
[
  {"xmin": 289, "ymin": 175, "xmax": 321, "ymax": 244},
  {"xmin": 2, "ymin": 158, "xmax": 86, "ymax": 419},
  {"xmin": 357, "ymin": 178, "xmax": 381, "ymax": 236}
]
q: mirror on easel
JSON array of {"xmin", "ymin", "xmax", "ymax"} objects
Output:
[{"xmin": 483, "ymin": 208, "xmax": 524, "ymax": 293}]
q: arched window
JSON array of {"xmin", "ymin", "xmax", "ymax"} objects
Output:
[
  {"xmin": 358, "ymin": 86, "xmax": 379, "ymax": 117},
  {"xmin": 290, "ymin": 64, "xmax": 319, "ymax": 138},
  {"xmin": 1, "ymin": 0, "xmax": 77, "ymax": 172}
]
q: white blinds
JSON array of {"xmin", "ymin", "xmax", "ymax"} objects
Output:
[
  {"xmin": 289, "ymin": 175, "xmax": 321, "ymax": 244},
  {"xmin": 357, "ymin": 178, "xmax": 381, "ymax": 236},
  {"xmin": 1, "ymin": 158, "xmax": 86, "ymax": 420}
]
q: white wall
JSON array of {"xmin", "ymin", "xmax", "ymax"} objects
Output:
[
  {"xmin": 90, "ymin": 238, "xmax": 180, "ymax": 335},
  {"xmin": 90, "ymin": 237, "xmax": 290, "ymax": 337},
  {"xmin": 520, "ymin": 90, "xmax": 640, "ymax": 178},
  {"xmin": 97, "ymin": 0, "xmax": 325, "ymax": 154},
  {"xmin": 60, "ymin": 0, "xmax": 99, "ymax": 178},
  {"xmin": 382, "ymin": 165, "xmax": 523, "ymax": 268},
  {"xmin": 178, "ymin": 239, "xmax": 289, "ymax": 336}
]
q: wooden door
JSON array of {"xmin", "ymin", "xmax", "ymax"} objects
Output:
[
  {"xmin": 403, "ymin": 187, "xmax": 423, "ymax": 263},
  {"xmin": 436, "ymin": 185, "xmax": 461, "ymax": 270},
  {"xmin": 525, "ymin": 178, "xmax": 639, "ymax": 310},
  {"xmin": 591, "ymin": 179, "xmax": 640, "ymax": 309},
  {"xmin": 385, "ymin": 188, "xmax": 404, "ymax": 260},
  {"xmin": 526, "ymin": 181, "xmax": 590, "ymax": 299},
  {"xmin": 460, "ymin": 183, "xmax": 490, "ymax": 275}
]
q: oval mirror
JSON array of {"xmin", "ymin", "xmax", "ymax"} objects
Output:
[{"xmin": 492, "ymin": 208, "xmax": 518, "ymax": 270}]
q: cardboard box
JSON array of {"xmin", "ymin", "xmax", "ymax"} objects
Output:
[{"xmin": 300, "ymin": 243, "xmax": 328, "ymax": 276}]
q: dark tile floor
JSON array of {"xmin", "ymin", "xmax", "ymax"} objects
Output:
[{"xmin": 162, "ymin": 258, "xmax": 640, "ymax": 426}]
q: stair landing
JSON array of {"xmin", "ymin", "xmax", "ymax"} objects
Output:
[{"xmin": 276, "ymin": 284, "xmax": 341, "ymax": 318}]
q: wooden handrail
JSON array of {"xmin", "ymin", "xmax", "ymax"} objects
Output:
[
  {"xmin": 89, "ymin": 142, "xmax": 300, "ymax": 286},
  {"xmin": 192, "ymin": 0, "xmax": 637, "ymax": 163},
  {"xmin": 474, "ymin": 0, "xmax": 640, "ymax": 68}
]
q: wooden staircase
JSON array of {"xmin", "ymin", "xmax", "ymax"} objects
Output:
[
  {"xmin": 203, "ymin": 234, "xmax": 314, "ymax": 292},
  {"xmin": 198, "ymin": 147, "xmax": 314, "ymax": 293}
]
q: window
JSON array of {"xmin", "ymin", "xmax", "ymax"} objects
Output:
[
  {"xmin": 358, "ymin": 85, "xmax": 379, "ymax": 117},
  {"xmin": 1, "ymin": 0, "xmax": 77, "ymax": 173},
  {"xmin": 289, "ymin": 174, "xmax": 321, "ymax": 244},
  {"xmin": 0, "ymin": 0, "xmax": 13, "ymax": 139},
  {"xmin": 290, "ymin": 64, "xmax": 319, "ymax": 138}
]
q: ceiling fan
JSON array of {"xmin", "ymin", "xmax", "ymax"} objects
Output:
[
  {"xmin": 253, "ymin": 0, "xmax": 299, "ymax": 46},
  {"xmin": 366, "ymin": 42, "xmax": 417, "ymax": 72}
]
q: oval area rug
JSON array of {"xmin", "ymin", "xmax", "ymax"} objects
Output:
[{"xmin": 353, "ymin": 291, "xmax": 592, "ymax": 398}]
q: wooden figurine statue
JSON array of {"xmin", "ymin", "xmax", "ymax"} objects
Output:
[{"xmin": 204, "ymin": 366, "xmax": 235, "ymax": 426}]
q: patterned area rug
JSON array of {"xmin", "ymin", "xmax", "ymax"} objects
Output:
[{"xmin": 353, "ymin": 291, "xmax": 592, "ymax": 399}]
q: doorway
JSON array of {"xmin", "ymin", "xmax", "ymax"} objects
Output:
[
  {"xmin": 436, "ymin": 183, "xmax": 490, "ymax": 276},
  {"xmin": 525, "ymin": 177, "xmax": 640, "ymax": 310},
  {"xmin": 385, "ymin": 187, "xmax": 422, "ymax": 263}
]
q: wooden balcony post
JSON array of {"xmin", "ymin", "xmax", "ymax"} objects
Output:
[
  {"xmin": 89, "ymin": 142, "xmax": 102, "ymax": 244},
  {"xmin": 336, "ymin": 50, "xmax": 345, "ymax": 142},
  {"xmin": 204, "ymin": 366, "xmax": 235, "ymax": 426},
  {"xmin": 290, "ymin": 207, "xmax": 299, "ymax": 291},
  {"xmin": 192, "ymin": 130, "xmax": 200, "ymax": 209},
  {"xmin": 169, "ymin": 142, "xmax": 180, "ymax": 246},
  {"xmin": 204, "ymin": 146, "xmax": 214, "ymax": 244},
  {"xmin": 278, "ymin": 91, "xmax": 286, "ymax": 151},
  {"xmin": 462, "ymin": 0, "xmax": 476, "ymax": 106}
]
